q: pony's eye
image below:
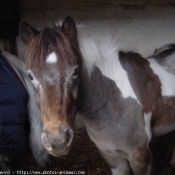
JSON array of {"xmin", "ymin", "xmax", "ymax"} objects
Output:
[
  {"xmin": 28, "ymin": 73, "xmax": 33, "ymax": 81},
  {"xmin": 72, "ymin": 67, "xmax": 79, "ymax": 77}
]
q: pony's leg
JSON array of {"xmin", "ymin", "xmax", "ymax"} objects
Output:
[
  {"xmin": 129, "ymin": 147, "xmax": 152, "ymax": 175},
  {"xmin": 111, "ymin": 162, "xmax": 131, "ymax": 175},
  {"xmin": 101, "ymin": 152, "xmax": 131, "ymax": 175},
  {"xmin": 0, "ymin": 155, "xmax": 11, "ymax": 170},
  {"xmin": 29, "ymin": 121, "xmax": 51, "ymax": 167}
]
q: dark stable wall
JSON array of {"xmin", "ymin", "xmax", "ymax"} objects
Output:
[
  {"xmin": 0, "ymin": 0, "xmax": 19, "ymax": 55},
  {"xmin": 0, "ymin": 0, "xmax": 19, "ymax": 39}
]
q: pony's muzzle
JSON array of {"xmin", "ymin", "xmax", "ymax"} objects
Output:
[{"xmin": 41, "ymin": 126, "xmax": 74, "ymax": 156}]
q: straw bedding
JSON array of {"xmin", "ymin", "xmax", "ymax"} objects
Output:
[{"xmin": 11, "ymin": 128, "xmax": 175, "ymax": 175}]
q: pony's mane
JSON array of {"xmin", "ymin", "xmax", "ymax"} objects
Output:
[
  {"xmin": 77, "ymin": 30, "xmax": 119, "ymax": 77},
  {"xmin": 78, "ymin": 35, "xmax": 100, "ymax": 77}
]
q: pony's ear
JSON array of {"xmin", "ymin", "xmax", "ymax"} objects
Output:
[
  {"xmin": 20, "ymin": 22, "xmax": 39, "ymax": 45},
  {"xmin": 61, "ymin": 16, "xmax": 77, "ymax": 41}
]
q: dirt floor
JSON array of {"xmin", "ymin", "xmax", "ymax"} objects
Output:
[{"xmin": 10, "ymin": 128, "xmax": 175, "ymax": 175}]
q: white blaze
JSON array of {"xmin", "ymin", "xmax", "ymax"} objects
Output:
[{"xmin": 46, "ymin": 52, "xmax": 58, "ymax": 64}]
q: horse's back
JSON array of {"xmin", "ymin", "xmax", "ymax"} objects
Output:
[{"xmin": 118, "ymin": 48, "xmax": 175, "ymax": 137}]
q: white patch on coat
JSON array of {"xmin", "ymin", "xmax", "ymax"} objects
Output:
[
  {"xmin": 46, "ymin": 52, "xmax": 58, "ymax": 64},
  {"xmin": 78, "ymin": 34, "xmax": 140, "ymax": 103},
  {"xmin": 149, "ymin": 59, "xmax": 175, "ymax": 96},
  {"xmin": 144, "ymin": 112, "xmax": 152, "ymax": 145}
]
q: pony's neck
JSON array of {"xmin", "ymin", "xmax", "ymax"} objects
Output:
[
  {"xmin": 78, "ymin": 33, "xmax": 139, "ymax": 101},
  {"xmin": 78, "ymin": 33, "xmax": 123, "ymax": 82},
  {"xmin": 78, "ymin": 32, "xmax": 123, "ymax": 77}
]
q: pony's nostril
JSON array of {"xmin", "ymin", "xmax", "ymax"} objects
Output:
[{"xmin": 64, "ymin": 128, "xmax": 73, "ymax": 146}]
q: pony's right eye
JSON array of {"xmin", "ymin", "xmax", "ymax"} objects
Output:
[{"xmin": 28, "ymin": 73, "xmax": 33, "ymax": 81}]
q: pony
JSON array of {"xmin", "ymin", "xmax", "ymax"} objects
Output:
[
  {"xmin": 20, "ymin": 16, "xmax": 175, "ymax": 175},
  {"xmin": 0, "ymin": 51, "xmax": 50, "ymax": 169}
]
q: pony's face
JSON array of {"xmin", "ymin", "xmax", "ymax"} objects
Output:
[{"xmin": 21, "ymin": 17, "xmax": 80, "ymax": 156}]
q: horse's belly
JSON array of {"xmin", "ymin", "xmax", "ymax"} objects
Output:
[{"xmin": 153, "ymin": 123, "xmax": 175, "ymax": 137}]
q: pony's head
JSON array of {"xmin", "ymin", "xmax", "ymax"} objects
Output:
[{"xmin": 21, "ymin": 17, "xmax": 81, "ymax": 156}]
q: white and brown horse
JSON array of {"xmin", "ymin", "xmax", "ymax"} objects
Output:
[{"xmin": 21, "ymin": 16, "xmax": 175, "ymax": 175}]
